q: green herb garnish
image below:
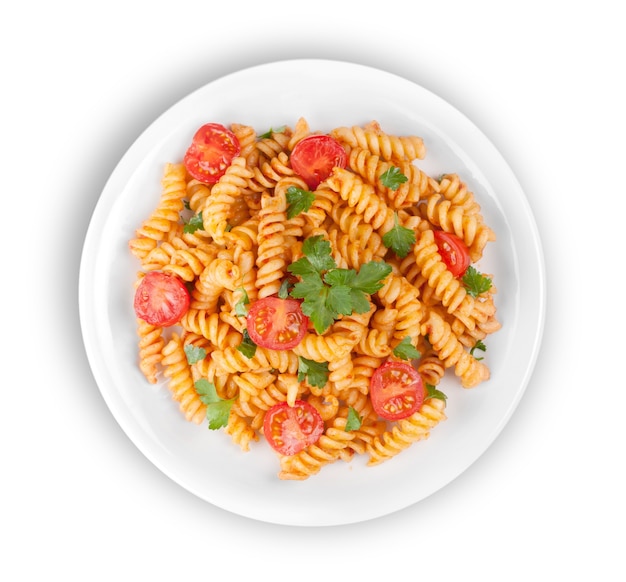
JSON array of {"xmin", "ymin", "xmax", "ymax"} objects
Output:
[
  {"xmin": 462, "ymin": 266, "xmax": 492, "ymax": 297},
  {"xmin": 183, "ymin": 211, "xmax": 203, "ymax": 234},
  {"xmin": 469, "ymin": 339, "xmax": 487, "ymax": 360},
  {"xmin": 297, "ymin": 356, "xmax": 329, "ymax": 388},
  {"xmin": 380, "ymin": 166, "xmax": 408, "ymax": 190},
  {"xmin": 288, "ymin": 236, "xmax": 392, "ymax": 334},
  {"xmin": 194, "ymin": 379, "xmax": 234, "ymax": 430},
  {"xmin": 184, "ymin": 344, "xmax": 207, "ymax": 365},
  {"xmin": 345, "ymin": 406, "xmax": 363, "ymax": 431},
  {"xmin": 392, "ymin": 336, "xmax": 421, "ymax": 360},
  {"xmin": 234, "ymin": 287, "xmax": 250, "ymax": 317},
  {"xmin": 425, "ymin": 384, "xmax": 447, "ymax": 402},
  {"xmin": 236, "ymin": 329, "xmax": 257, "ymax": 359},
  {"xmin": 382, "ymin": 212, "xmax": 416, "ymax": 258},
  {"xmin": 286, "ymin": 186, "xmax": 315, "ymax": 219},
  {"xmin": 257, "ymin": 125, "xmax": 287, "ymax": 139}
]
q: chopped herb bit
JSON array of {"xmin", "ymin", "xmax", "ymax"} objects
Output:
[
  {"xmin": 380, "ymin": 166, "xmax": 408, "ymax": 190},
  {"xmin": 286, "ymin": 186, "xmax": 315, "ymax": 219},
  {"xmin": 234, "ymin": 287, "xmax": 250, "ymax": 317},
  {"xmin": 392, "ymin": 336, "xmax": 421, "ymax": 360},
  {"xmin": 382, "ymin": 212, "xmax": 416, "ymax": 258},
  {"xmin": 183, "ymin": 211, "xmax": 204, "ymax": 234},
  {"xmin": 277, "ymin": 279, "xmax": 292, "ymax": 299},
  {"xmin": 425, "ymin": 384, "xmax": 447, "ymax": 402},
  {"xmin": 194, "ymin": 379, "xmax": 234, "ymax": 429},
  {"xmin": 184, "ymin": 344, "xmax": 207, "ymax": 365},
  {"xmin": 236, "ymin": 329, "xmax": 257, "ymax": 359},
  {"xmin": 470, "ymin": 339, "xmax": 487, "ymax": 361},
  {"xmin": 345, "ymin": 407, "xmax": 363, "ymax": 431},
  {"xmin": 297, "ymin": 356, "xmax": 329, "ymax": 388},
  {"xmin": 257, "ymin": 125, "xmax": 287, "ymax": 139},
  {"xmin": 462, "ymin": 266, "xmax": 492, "ymax": 297}
]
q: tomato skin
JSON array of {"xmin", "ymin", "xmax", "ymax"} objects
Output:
[
  {"xmin": 433, "ymin": 230, "xmax": 471, "ymax": 278},
  {"xmin": 263, "ymin": 400, "xmax": 324, "ymax": 455},
  {"xmin": 290, "ymin": 134, "xmax": 348, "ymax": 189},
  {"xmin": 370, "ymin": 361, "xmax": 425, "ymax": 421},
  {"xmin": 133, "ymin": 271, "xmax": 190, "ymax": 327},
  {"xmin": 246, "ymin": 297, "xmax": 308, "ymax": 351},
  {"xmin": 183, "ymin": 123, "xmax": 240, "ymax": 184}
]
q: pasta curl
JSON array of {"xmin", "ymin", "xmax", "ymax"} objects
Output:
[
  {"xmin": 129, "ymin": 163, "xmax": 187, "ymax": 261},
  {"xmin": 366, "ymin": 398, "xmax": 447, "ymax": 465},
  {"xmin": 202, "ymin": 157, "xmax": 253, "ymax": 245},
  {"xmin": 331, "ymin": 123, "xmax": 426, "ymax": 161},
  {"xmin": 421, "ymin": 309, "xmax": 490, "ymax": 388}
]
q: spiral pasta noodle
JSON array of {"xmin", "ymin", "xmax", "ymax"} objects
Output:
[
  {"xmin": 366, "ymin": 398, "xmax": 447, "ymax": 465},
  {"xmin": 129, "ymin": 118, "xmax": 501, "ymax": 481},
  {"xmin": 161, "ymin": 333, "xmax": 207, "ymax": 424},
  {"xmin": 202, "ymin": 157, "xmax": 253, "ymax": 245},
  {"xmin": 129, "ymin": 163, "xmax": 187, "ymax": 261},
  {"xmin": 331, "ymin": 123, "xmax": 426, "ymax": 161}
]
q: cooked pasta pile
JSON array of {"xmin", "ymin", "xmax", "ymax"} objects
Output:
[{"xmin": 128, "ymin": 118, "xmax": 500, "ymax": 480}]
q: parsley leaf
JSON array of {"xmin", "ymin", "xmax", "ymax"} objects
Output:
[
  {"xmin": 351, "ymin": 261, "xmax": 393, "ymax": 294},
  {"xmin": 296, "ymin": 286, "xmax": 339, "ymax": 334},
  {"xmin": 324, "ymin": 262, "xmax": 391, "ymax": 314},
  {"xmin": 286, "ymin": 186, "xmax": 315, "ymax": 219},
  {"xmin": 257, "ymin": 125, "xmax": 287, "ymax": 139},
  {"xmin": 184, "ymin": 344, "xmax": 207, "ymax": 365},
  {"xmin": 462, "ymin": 266, "xmax": 492, "ymax": 297},
  {"xmin": 234, "ymin": 287, "xmax": 250, "ymax": 317},
  {"xmin": 291, "ymin": 236, "xmax": 337, "ymax": 275},
  {"xmin": 382, "ymin": 212, "xmax": 416, "ymax": 258},
  {"xmin": 297, "ymin": 356, "xmax": 329, "ymax": 388},
  {"xmin": 469, "ymin": 339, "xmax": 487, "ymax": 360},
  {"xmin": 194, "ymin": 379, "xmax": 234, "ymax": 430},
  {"xmin": 345, "ymin": 406, "xmax": 363, "ymax": 431},
  {"xmin": 392, "ymin": 336, "xmax": 421, "ymax": 360},
  {"xmin": 380, "ymin": 166, "xmax": 408, "ymax": 190},
  {"xmin": 277, "ymin": 279, "xmax": 292, "ymax": 299},
  {"xmin": 288, "ymin": 236, "xmax": 391, "ymax": 334},
  {"xmin": 183, "ymin": 211, "xmax": 203, "ymax": 234},
  {"xmin": 425, "ymin": 383, "xmax": 447, "ymax": 402},
  {"xmin": 290, "ymin": 270, "xmax": 325, "ymax": 301},
  {"xmin": 325, "ymin": 284, "xmax": 354, "ymax": 317},
  {"xmin": 236, "ymin": 329, "xmax": 257, "ymax": 359}
]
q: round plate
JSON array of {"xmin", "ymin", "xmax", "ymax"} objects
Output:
[{"xmin": 79, "ymin": 59, "xmax": 545, "ymax": 526}]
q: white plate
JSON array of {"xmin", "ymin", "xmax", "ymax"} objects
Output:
[{"xmin": 79, "ymin": 59, "xmax": 545, "ymax": 526}]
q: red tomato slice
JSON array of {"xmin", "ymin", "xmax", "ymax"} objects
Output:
[
  {"xmin": 133, "ymin": 271, "xmax": 190, "ymax": 327},
  {"xmin": 290, "ymin": 134, "xmax": 347, "ymax": 189},
  {"xmin": 183, "ymin": 123, "xmax": 240, "ymax": 184},
  {"xmin": 263, "ymin": 400, "xmax": 324, "ymax": 455},
  {"xmin": 434, "ymin": 230, "xmax": 471, "ymax": 278},
  {"xmin": 246, "ymin": 297, "xmax": 308, "ymax": 350},
  {"xmin": 370, "ymin": 361, "xmax": 425, "ymax": 421}
]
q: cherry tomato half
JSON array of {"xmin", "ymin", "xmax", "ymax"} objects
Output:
[
  {"xmin": 133, "ymin": 271, "xmax": 190, "ymax": 327},
  {"xmin": 434, "ymin": 230, "xmax": 471, "ymax": 278},
  {"xmin": 370, "ymin": 361, "xmax": 425, "ymax": 421},
  {"xmin": 290, "ymin": 134, "xmax": 348, "ymax": 189},
  {"xmin": 183, "ymin": 123, "xmax": 241, "ymax": 184},
  {"xmin": 263, "ymin": 400, "xmax": 324, "ymax": 455},
  {"xmin": 246, "ymin": 297, "xmax": 308, "ymax": 351}
]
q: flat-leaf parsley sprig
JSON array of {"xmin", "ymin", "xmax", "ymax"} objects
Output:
[{"xmin": 288, "ymin": 236, "xmax": 392, "ymax": 334}]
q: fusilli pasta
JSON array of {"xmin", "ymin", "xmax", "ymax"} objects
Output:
[{"xmin": 129, "ymin": 118, "xmax": 501, "ymax": 480}]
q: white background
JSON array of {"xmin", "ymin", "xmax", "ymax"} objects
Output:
[{"xmin": 2, "ymin": 1, "xmax": 623, "ymax": 580}]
